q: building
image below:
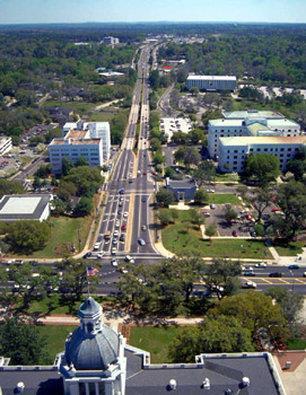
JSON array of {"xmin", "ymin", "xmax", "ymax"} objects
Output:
[
  {"xmin": 186, "ymin": 74, "xmax": 237, "ymax": 91},
  {"xmin": 0, "ymin": 194, "xmax": 52, "ymax": 222},
  {"xmin": 101, "ymin": 36, "xmax": 120, "ymax": 46},
  {"xmin": 218, "ymin": 136, "xmax": 306, "ymax": 173},
  {"xmin": 160, "ymin": 118, "xmax": 192, "ymax": 142},
  {"xmin": 0, "ymin": 296, "xmax": 286, "ymax": 395},
  {"xmin": 83, "ymin": 122, "xmax": 111, "ymax": 161},
  {"xmin": 208, "ymin": 110, "xmax": 302, "ymax": 158},
  {"xmin": 0, "ymin": 137, "xmax": 12, "ymax": 156},
  {"xmin": 48, "ymin": 131, "xmax": 103, "ymax": 174},
  {"xmin": 166, "ymin": 178, "xmax": 196, "ymax": 201}
]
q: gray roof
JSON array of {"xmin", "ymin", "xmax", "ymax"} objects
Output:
[
  {"xmin": 65, "ymin": 325, "xmax": 119, "ymax": 370},
  {"xmin": 0, "ymin": 194, "xmax": 51, "ymax": 221},
  {"xmin": 78, "ymin": 297, "xmax": 101, "ymax": 318},
  {"xmin": 167, "ymin": 179, "xmax": 196, "ymax": 189}
]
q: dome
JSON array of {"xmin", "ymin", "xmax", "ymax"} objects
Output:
[
  {"xmin": 78, "ymin": 297, "xmax": 101, "ymax": 319},
  {"xmin": 65, "ymin": 325, "xmax": 120, "ymax": 370}
]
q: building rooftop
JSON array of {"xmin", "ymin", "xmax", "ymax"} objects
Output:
[
  {"xmin": 64, "ymin": 130, "xmax": 88, "ymax": 140},
  {"xmin": 219, "ymin": 136, "xmax": 306, "ymax": 146},
  {"xmin": 209, "ymin": 119, "xmax": 244, "ymax": 127},
  {"xmin": 0, "ymin": 194, "xmax": 52, "ymax": 221},
  {"xmin": 266, "ymin": 118, "xmax": 300, "ymax": 128},
  {"xmin": 222, "ymin": 110, "xmax": 284, "ymax": 119},
  {"xmin": 187, "ymin": 75, "xmax": 236, "ymax": 81},
  {"xmin": 50, "ymin": 138, "xmax": 101, "ymax": 146},
  {"xmin": 246, "ymin": 122, "xmax": 271, "ymax": 136},
  {"xmin": 167, "ymin": 179, "xmax": 196, "ymax": 189}
]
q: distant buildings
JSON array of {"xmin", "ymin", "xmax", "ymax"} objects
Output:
[
  {"xmin": 208, "ymin": 110, "xmax": 302, "ymax": 158},
  {"xmin": 218, "ymin": 136, "xmax": 306, "ymax": 173},
  {"xmin": 186, "ymin": 74, "xmax": 237, "ymax": 91},
  {"xmin": 160, "ymin": 118, "xmax": 192, "ymax": 142},
  {"xmin": 0, "ymin": 137, "xmax": 12, "ymax": 156},
  {"xmin": 0, "ymin": 194, "xmax": 52, "ymax": 222},
  {"xmin": 48, "ymin": 121, "xmax": 111, "ymax": 174},
  {"xmin": 101, "ymin": 36, "xmax": 120, "ymax": 46}
]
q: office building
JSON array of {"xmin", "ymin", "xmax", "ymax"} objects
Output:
[
  {"xmin": 0, "ymin": 136, "xmax": 12, "ymax": 156},
  {"xmin": 84, "ymin": 122, "xmax": 111, "ymax": 161},
  {"xmin": 186, "ymin": 74, "xmax": 237, "ymax": 91},
  {"xmin": 0, "ymin": 297, "xmax": 286, "ymax": 395},
  {"xmin": 208, "ymin": 110, "xmax": 302, "ymax": 158},
  {"xmin": 101, "ymin": 36, "xmax": 120, "ymax": 45},
  {"xmin": 218, "ymin": 136, "xmax": 306, "ymax": 173}
]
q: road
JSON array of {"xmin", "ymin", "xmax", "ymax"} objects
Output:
[{"xmin": 11, "ymin": 154, "xmax": 48, "ymax": 184}]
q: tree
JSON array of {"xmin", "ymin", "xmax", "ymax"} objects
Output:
[
  {"xmin": 174, "ymin": 146, "xmax": 201, "ymax": 168},
  {"xmin": 265, "ymin": 287, "xmax": 303, "ymax": 336},
  {"xmin": 156, "ymin": 188, "xmax": 175, "ymax": 207},
  {"xmin": 35, "ymin": 164, "xmax": 51, "ymax": 178},
  {"xmin": 0, "ymin": 318, "xmax": 48, "ymax": 365},
  {"xmin": 205, "ymin": 223, "xmax": 217, "ymax": 238},
  {"xmin": 58, "ymin": 180, "xmax": 77, "ymax": 202},
  {"xmin": 61, "ymin": 157, "xmax": 73, "ymax": 176},
  {"xmin": 152, "ymin": 151, "xmax": 165, "ymax": 167},
  {"xmin": 187, "ymin": 128, "xmax": 205, "ymax": 145},
  {"xmin": 205, "ymin": 259, "xmax": 241, "ymax": 298},
  {"xmin": 193, "ymin": 161, "xmax": 216, "ymax": 187},
  {"xmin": 171, "ymin": 131, "xmax": 188, "ymax": 145},
  {"xmin": 224, "ymin": 206, "xmax": 237, "ymax": 224},
  {"xmin": 244, "ymin": 154, "xmax": 280, "ymax": 185},
  {"xmin": 169, "ymin": 315, "xmax": 254, "ymax": 363},
  {"xmin": 287, "ymin": 159, "xmax": 306, "ymax": 181},
  {"xmin": 0, "ymin": 179, "xmax": 24, "ymax": 197},
  {"xmin": 150, "ymin": 137, "xmax": 162, "ymax": 152},
  {"xmin": 248, "ymin": 187, "xmax": 274, "ymax": 223},
  {"xmin": 74, "ymin": 196, "xmax": 93, "ymax": 217},
  {"xmin": 75, "ymin": 156, "xmax": 89, "ymax": 167},
  {"xmin": 189, "ymin": 209, "xmax": 202, "ymax": 227},
  {"xmin": 5, "ymin": 221, "xmax": 50, "ymax": 254},
  {"xmin": 194, "ymin": 188, "xmax": 209, "ymax": 205},
  {"xmin": 210, "ymin": 291, "xmax": 288, "ymax": 347},
  {"xmin": 63, "ymin": 166, "xmax": 103, "ymax": 197},
  {"xmin": 158, "ymin": 209, "xmax": 175, "ymax": 226}
]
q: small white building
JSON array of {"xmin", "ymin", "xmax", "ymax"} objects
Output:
[
  {"xmin": 0, "ymin": 137, "xmax": 12, "ymax": 156},
  {"xmin": 160, "ymin": 118, "xmax": 192, "ymax": 142},
  {"xmin": 218, "ymin": 136, "xmax": 306, "ymax": 173},
  {"xmin": 186, "ymin": 74, "xmax": 237, "ymax": 91},
  {"xmin": 0, "ymin": 194, "xmax": 52, "ymax": 222},
  {"xmin": 101, "ymin": 36, "xmax": 120, "ymax": 46},
  {"xmin": 208, "ymin": 111, "xmax": 302, "ymax": 158}
]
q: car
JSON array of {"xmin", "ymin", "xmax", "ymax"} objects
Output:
[
  {"xmin": 232, "ymin": 230, "xmax": 237, "ymax": 237},
  {"xmin": 288, "ymin": 264, "xmax": 300, "ymax": 270},
  {"xmin": 123, "ymin": 212, "xmax": 129, "ymax": 218},
  {"xmin": 111, "ymin": 259, "xmax": 118, "ymax": 267},
  {"xmin": 119, "ymin": 202, "xmax": 123, "ymax": 207},
  {"xmin": 303, "ymin": 272, "xmax": 306, "ymax": 277},
  {"xmin": 141, "ymin": 225, "xmax": 147, "ymax": 231},
  {"xmin": 138, "ymin": 238, "xmax": 146, "ymax": 246},
  {"xmin": 210, "ymin": 204, "xmax": 216, "ymax": 209},
  {"xmin": 124, "ymin": 255, "xmax": 135, "ymax": 263},
  {"xmin": 119, "ymin": 234, "xmax": 125, "ymax": 242},
  {"xmin": 243, "ymin": 270, "xmax": 256, "ymax": 277},
  {"xmin": 142, "ymin": 197, "xmax": 147, "ymax": 203},
  {"xmin": 111, "ymin": 247, "xmax": 117, "ymax": 255},
  {"xmin": 269, "ymin": 272, "xmax": 282, "ymax": 277},
  {"xmin": 83, "ymin": 252, "xmax": 92, "ymax": 259},
  {"xmin": 118, "ymin": 210, "xmax": 122, "ymax": 215},
  {"xmin": 121, "ymin": 224, "xmax": 127, "ymax": 231},
  {"xmin": 104, "ymin": 239, "xmax": 110, "ymax": 245},
  {"xmin": 255, "ymin": 262, "xmax": 267, "ymax": 268},
  {"xmin": 96, "ymin": 253, "xmax": 104, "ymax": 259},
  {"xmin": 115, "ymin": 221, "xmax": 120, "ymax": 229},
  {"xmin": 113, "ymin": 230, "xmax": 119, "ymax": 237},
  {"xmin": 241, "ymin": 280, "xmax": 257, "ymax": 289},
  {"xmin": 118, "ymin": 188, "xmax": 125, "ymax": 194},
  {"xmin": 143, "ymin": 172, "xmax": 147, "ymax": 175},
  {"xmin": 112, "ymin": 239, "xmax": 118, "ymax": 245},
  {"xmin": 93, "ymin": 242, "xmax": 100, "ymax": 250}
]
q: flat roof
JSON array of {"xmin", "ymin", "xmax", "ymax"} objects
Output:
[
  {"xmin": 0, "ymin": 194, "xmax": 52, "ymax": 221},
  {"xmin": 247, "ymin": 122, "xmax": 271, "ymax": 135},
  {"xmin": 219, "ymin": 136, "xmax": 306, "ymax": 146},
  {"xmin": 222, "ymin": 110, "xmax": 284, "ymax": 119},
  {"xmin": 187, "ymin": 75, "xmax": 236, "ymax": 81},
  {"xmin": 266, "ymin": 119, "xmax": 300, "ymax": 128},
  {"xmin": 64, "ymin": 130, "xmax": 88, "ymax": 140},
  {"xmin": 209, "ymin": 119, "xmax": 244, "ymax": 127},
  {"xmin": 50, "ymin": 138, "xmax": 101, "ymax": 146}
]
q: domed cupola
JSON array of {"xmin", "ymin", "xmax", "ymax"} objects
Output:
[{"xmin": 64, "ymin": 297, "xmax": 120, "ymax": 370}]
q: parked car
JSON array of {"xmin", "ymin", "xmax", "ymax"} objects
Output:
[
  {"xmin": 210, "ymin": 204, "xmax": 216, "ymax": 209},
  {"xmin": 243, "ymin": 270, "xmax": 256, "ymax": 277},
  {"xmin": 111, "ymin": 259, "xmax": 118, "ymax": 267},
  {"xmin": 269, "ymin": 272, "xmax": 282, "ymax": 277},
  {"xmin": 255, "ymin": 262, "xmax": 267, "ymax": 268},
  {"xmin": 288, "ymin": 264, "xmax": 300, "ymax": 270},
  {"xmin": 141, "ymin": 225, "xmax": 147, "ymax": 231}
]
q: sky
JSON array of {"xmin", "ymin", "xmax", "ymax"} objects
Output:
[{"xmin": 0, "ymin": 0, "xmax": 305, "ymax": 24}]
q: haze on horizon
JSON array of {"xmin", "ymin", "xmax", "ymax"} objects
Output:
[{"xmin": 0, "ymin": 0, "xmax": 305, "ymax": 25}]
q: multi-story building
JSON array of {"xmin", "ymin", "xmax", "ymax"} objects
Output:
[
  {"xmin": 101, "ymin": 36, "xmax": 120, "ymax": 45},
  {"xmin": 83, "ymin": 122, "xmax": 111, "ymax": 160},
  {"xmin": 218, "ymin": 136, "xmax": 306, "ymax": 173},
  {"xmin": 208, "ymin": 110, "xmax": 302, "ymax": 158},
  {"xmin": 186, "ymin": 74, "xmax": 237, "ymax": 91},
  {"xmin": 0, "ymin": 136, "xmax": 12, "ymax": 156},
  {"xmin": 48, "ymin": 130, "xmax": 103, "ymax": 174}
]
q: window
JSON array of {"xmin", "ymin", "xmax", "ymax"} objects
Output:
[
  {"xmin": 234, "ymin": 156, "xmax": 238, "ymax": 159},
  {"xmin": 264, "ymin": 148, "xmax": 268, "ymax": 152},
  {"xmin": 88, "ymin": 383, "xmax": 96, "ymax": 395},
  {"xmin": 98, "ymin": 383, "xmax": 106, "ymax": 395},
  {"xmin": 79, "ymin": 383, "xmax": 86, "ymax": 395},
  {"xmin": 280, "ymin": 148, "xmax": 284, "ymax": 151},
  {"xmin": 256, "ymin": 148, "xmax": 261, "ymax": 152}
]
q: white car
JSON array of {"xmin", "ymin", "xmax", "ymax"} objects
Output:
[
  {"xmin": 123, "ymin": 212, "xmax": 129, "ymax": 218},
  {"xmin": 113, "ymin": 230, "xmax": 119, "ymax": 237},
  {"xmin": 241, "ymin": 280, "xmax": 257, "ymax": 289},
  {"xmin": 124, "ymin": 255, "xmax": 135, "ymax": 264},
  {"xmin": 111, "ymin": 259, "xmax": 118, "ymax": 267},
  {"xmin": 210, "ymin": 204, "xmax": 216, "ymax": 209},
  {"xmin": 115, "ymin": 221, "xmax": 120, "ymax": 229},
  {"xmin": 111, "ymin": 247, "xmax": 117, "ymax": 255},
  {"xmin": 255, "ymin": 262, "xmax": 267, "ymax": 268}
]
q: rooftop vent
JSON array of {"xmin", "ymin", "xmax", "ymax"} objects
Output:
[
  {"xmin": 202, "ymin": 378, "xmax": 210, "ymax": 390},
  {"xmin": 169, "ymin": 379, "xmax": 177, "ymax": 390},
  {"xmin": 15, "ymin": 382, "xmax": 25, "ymax": 393},
  {"xmin": 224, "ymin": 389, "xmax": 232, "ymax": 395},
  {"xmin": 241, "ymin": 377, "xmax": 251, "ymax": 388}
]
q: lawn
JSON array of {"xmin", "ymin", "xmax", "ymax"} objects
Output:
[
  {"xmin": 286, "ymin": 338, "xmax": 306, "ymax": 350},
  {"xmin": 129, "ymin": 326, "xmax": 186, "ymax": 363},
  {"xmin": 32, "ymin": 216, "xmax": 91, "ymax": 258},
  {"xmin": 274, "ymin": 241, "xmax": 305, "ymax": 257},
  {"xmin": 207, "ymin": 193, "xmax": 240, "ymax": 205},
  {"xmin": 215, "ymin": 173, "xmax": 240, "ymax": 182},
  {"xmin": 161, "ymin": 209, "xmax": 272, "ymax": 259},
  {"xmin": 38, "ymin": 325, "xmax": 77, "ymax": 364},
  {"xmin": 42, "ymin": 100, "xmax": 98, "ymax": 115}
]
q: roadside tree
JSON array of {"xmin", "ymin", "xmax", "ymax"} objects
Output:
[
  {"xmin": 244, "ymin": 154, "xmax": 280, "ymax": 185},
  {"xmin": 156, "ymin": 188, "xmax": 175, "ymax": 207}
]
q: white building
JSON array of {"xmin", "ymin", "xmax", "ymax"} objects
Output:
[
  {"xmin": 0, "ymin": 136, "xmax": 12, "ymax": 156},
  {"xmin": 84, "ymin": 122, "xmax": 111, "ymax": 161},
  {"xmin": 186, "ymin": 74, "xmax": 237, "ymax": 91},
  {"xmin": 48, "ymin": 130, "xmax": 103, "ymax": 174},
  {"xmin": 218, "ymin": 136, "xmax": 306, "ymax": 173},
  {"xmin": 160, "ymin": 118, "xmax": 192, "ymax": 142},
  {"xmin": 208, "ymin": 110, "xmax": 302, "ymax": 158},
  {"xmin": 101, "ymin": 36, "xmax": 120, "ymax": 46},
  {"xmin": 0, "ymin": 194, "xmax": 52, "ymax": 222}
]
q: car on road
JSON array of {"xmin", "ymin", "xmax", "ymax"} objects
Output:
[
  {"xmin": 288, "ymin": 264, "xmax": 300, "ymax": 270},
  {"xmin": 142, "ymin": 197, "xmax": 147, "ymax": 203},
  {"xmin": 96, "ymin": 253, "xmax": 104, "ymax": 259},
  {"xmin": 255, "ymin": 262, "xmax": 267, "ymax": 268},
  {"xmin": 243, "ymin": 270, "xmax": 256, "ymax": 277},
  {"xmin": 123, "ymin": 212, "xmax": 129, "ymax": 218},
  {"xmin": 83, "ymin": 252, "xmax": 92, "ymax": 259},
  {"xmin": 124, "ymin": 255, "xmax": 135, "ymax": 263},
  {"xmin": 241, "ymin": 280, "xmax": 257, "ymax": 289},
  {"xmin": 118, "ymin": 188, "xmax": 125, "ymax": 194},
  {"xmin": 141, "ymin": 225, "xmax": 147, "ymax": 231},
  {"xmin": 138, "ymin": 238, "xmax": 146, "ymax": 246},
  {"xmin": 269, "ymin": 272, "xmax": 282, "ymax": 277}
]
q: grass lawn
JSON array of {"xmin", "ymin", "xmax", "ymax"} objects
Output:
[
  {"xmin": 42, "ymin": 100, "xmax": 98, "ymax": 115},
  {"xmin": 207, "ymin": 193, "xmax": 240, "ymax": 205},
  {"xmin": 161, "ymin": 210, "xmax": 272, "ymax": 259},
  {"xmin": 129, "ymin": 326, "xmax": 186, "ymax": 363},
  {"xmin": 38, "ymin": 325, "xmax": 77, "ymax": 363},
  {"xmin": 32, "ymin": 216, "xmax": 91, "ymax": 258},
  {"xmin": 215, "ymin": 173, "xmax": 240, "ymax": 182},
  {"xmin": 274, "ymin": 241, "xmax": 305, "ymax": 257},
  {"xmin": 286, "ymin": 338, "xmax": 306, "ymax": 350}
]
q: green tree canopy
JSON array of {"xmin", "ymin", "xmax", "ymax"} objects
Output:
[{"xmin": 244, "ymin": 153, "xmax": 280, "ymax": 185}]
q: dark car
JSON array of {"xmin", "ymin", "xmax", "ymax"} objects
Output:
[
  {"xmin": 288, "ymin": 264, "xmax": 300, "ymax": 270},
  {"xmin": 269, "ymin": 272, "xmax": 283, "ymax": 277},
  {"xmin": 119, "ymin": 234, "xmax": 125, "ymax": 242}
]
